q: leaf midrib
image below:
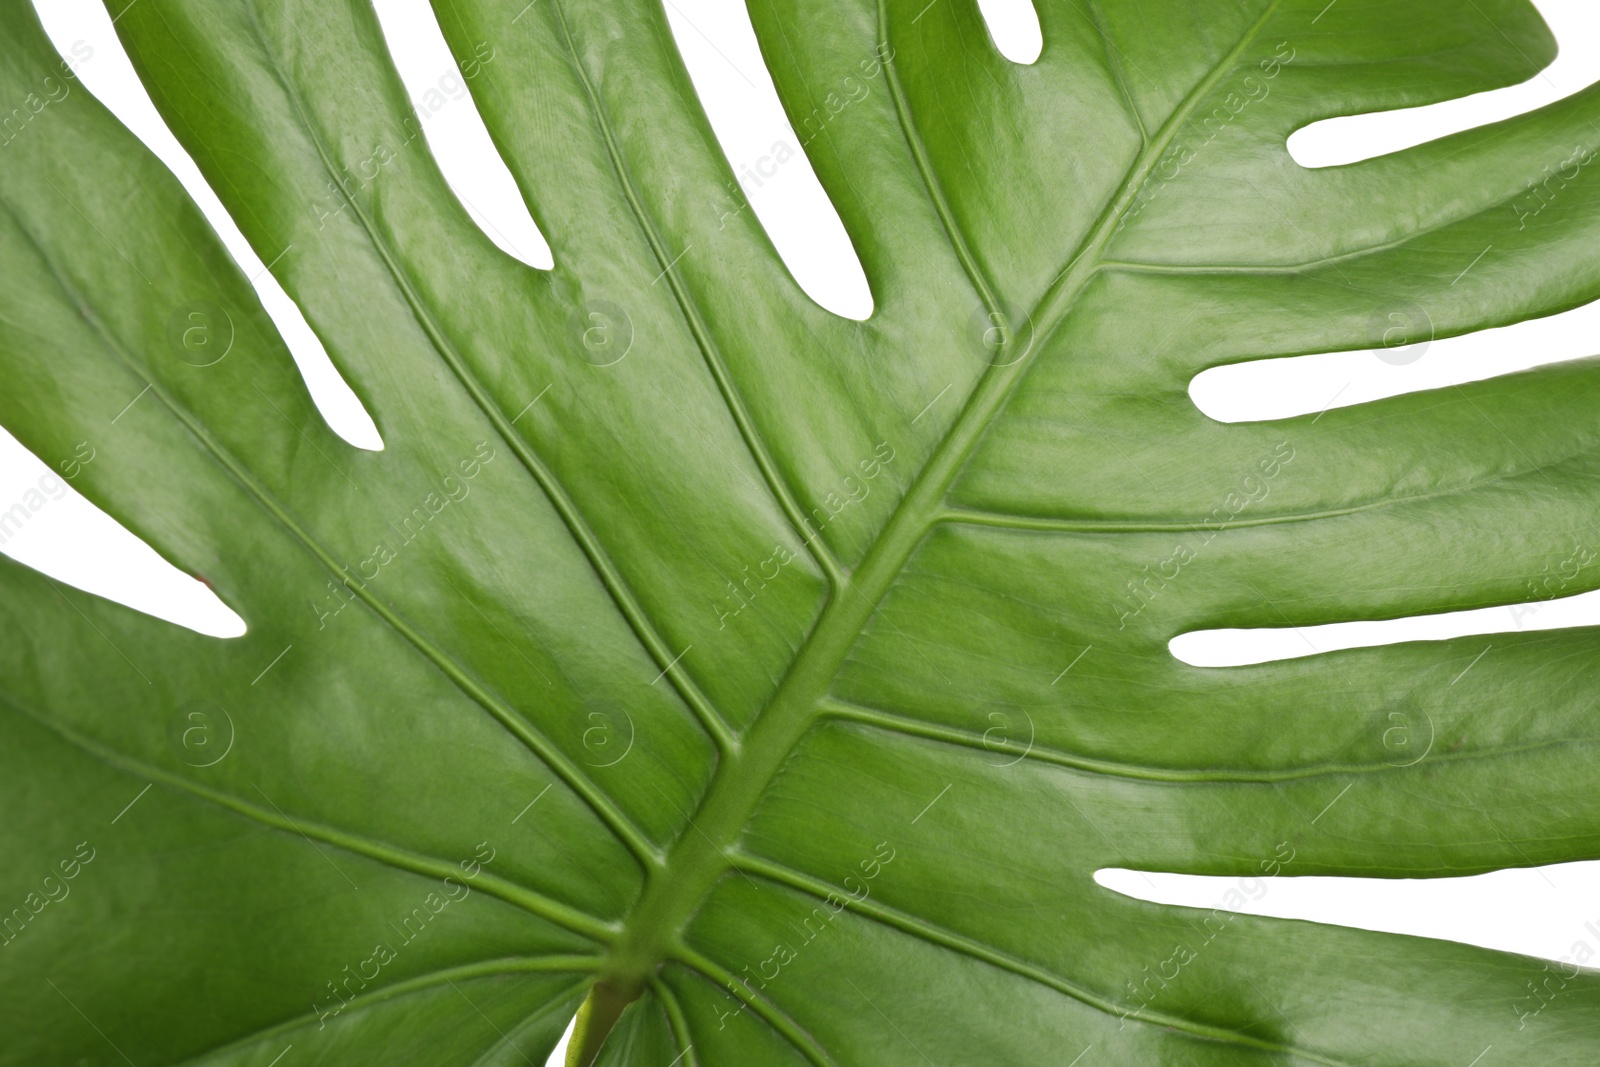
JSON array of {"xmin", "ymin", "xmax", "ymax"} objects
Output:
[
  {"xmin": 602, "ymin": 0, "xmax": 1287, "ymax": 1025},
  {"xmin": 102, "ymin": 1, "xmax": 1299, "ymax": 1058}
]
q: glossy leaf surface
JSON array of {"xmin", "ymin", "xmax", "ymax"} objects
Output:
[{"xmin": 3, "ymin": 0, "xmax": 1600, "ymax": 1063}]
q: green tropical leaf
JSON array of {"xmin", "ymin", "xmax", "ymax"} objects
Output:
[{"xmin": 3, "ymin": 0, "xmax": 1599, "ymax": 1063}]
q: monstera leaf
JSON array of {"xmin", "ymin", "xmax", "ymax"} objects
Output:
[{"xmin": 6, "ymin": 0, "xmax": 1600, "ymax": 1061}]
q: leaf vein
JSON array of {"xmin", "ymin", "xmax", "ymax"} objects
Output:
[
  {"xmin": 545, "ymin": 0, "xmax": 847, "ymax": 591},
  {"xmin": 607, "ymin": 0, "xmax": 1291, "ymax": 1000},
  {"xmin": 0, "ymin": 684, "xmax": 617, "ymax": 944},
  {"xmin": 166, "ymin": 963, "xmax": 592, "ymax": 1067},
  {"xmin": 0, "ymin": 191, "xmax": 659, "ymax": 868},
  {"xmin": 237, "ymin": 0, "xmax": 736, "ymax": 757},
  {"xmin": 729, "ymin": 852, "xmax": 1357, "ymax": 1067},
  {"xmin": 821, "ymin": 697, "xmax": 1600, "ymax": 784},
  {"xmin": 673, "ymin": 949, "xmax": 840, "ymax": 1067}
]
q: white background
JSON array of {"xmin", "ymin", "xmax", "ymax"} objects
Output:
[{"xmin": 12, "ymin": 0, "xmax": 1600, "ymax": 1058}]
